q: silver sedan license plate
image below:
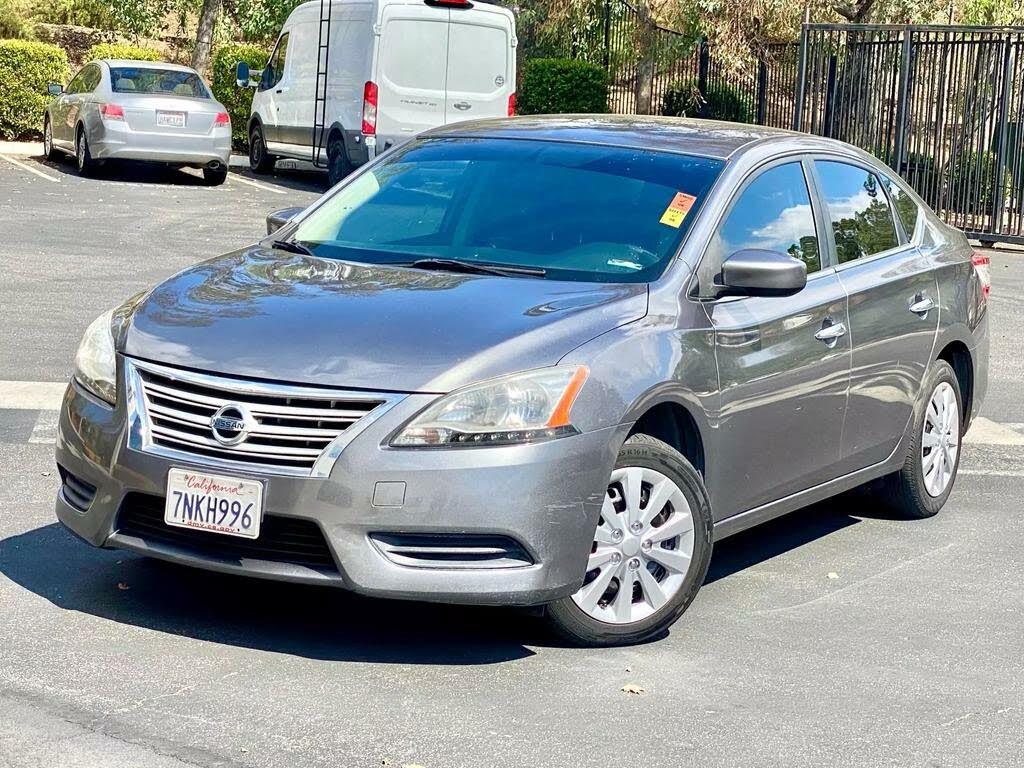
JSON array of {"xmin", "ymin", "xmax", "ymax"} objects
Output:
[
  {"xmin": 156, "ymin": 110, "xmax": 186, "ymax": 127},
  {"xmin": 164, "ymin": 468, "xmax": 263, "ymax": 539}
]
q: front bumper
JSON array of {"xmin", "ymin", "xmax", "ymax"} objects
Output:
[{"xmin": 55, "ymin": 372, "xmax": 624, "ymax": 606}]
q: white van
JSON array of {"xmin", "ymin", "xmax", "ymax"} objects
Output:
[{"xmin": 238, "ymin": 0, "xmax": 517, "ymax": 184}]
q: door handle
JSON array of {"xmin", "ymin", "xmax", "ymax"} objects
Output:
[
  {"xmin": 814, "ymin": 321, "xmax": 847, "ymax": 346},
  {"xmin": 909, "ymin": 296, "xmax": 935, "ymax": 316}
]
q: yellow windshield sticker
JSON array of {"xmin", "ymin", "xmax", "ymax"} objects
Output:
[{"xmin": 660, "ymin": 192, "xmax": 697, "ymax": 228}]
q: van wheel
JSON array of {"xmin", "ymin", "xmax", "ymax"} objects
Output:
[
  {"xmin": 249, "ymin": 127, "xmax": 275, "ymax": 174},
  {"xmin": 545, "ymin": 434, "xmax": 713, "ymax": 647},
  {"xmin": 327, "ymin": 136, "xmax": 353, "ymax": 186},
  {"xmin": 203, "ymin": 166, "xmax": 228, "ymax": 186},
  {"xmin": 871, "ymin": 360, "xmax": 962, "ymax": 519}
]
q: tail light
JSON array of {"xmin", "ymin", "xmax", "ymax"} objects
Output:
[
  {"xmin": 99, "ymin": 103, "xmax": 124, "ymax": 121},
  {"xmin": 362, "ymin": 81, "xmax": 378, "ymax": 135},
  {"xmin": 214, "ymin": 111, "xmax": 230, "ymax": 126},
  {"xmin": 507, "ymin": 92, "xmax": 516, "ymax": 117},
  {"xmin": 972, "ymin": 251, "xmax": 991, "ymax": 299}
]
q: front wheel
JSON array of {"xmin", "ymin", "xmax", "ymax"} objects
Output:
[
  {"xmin": 43, "ymin": 117, "xmax": 57, "ymax": 160},
  {"xmin": 545, "ymin": 434, "xmax": 713, "ymax": 647}
]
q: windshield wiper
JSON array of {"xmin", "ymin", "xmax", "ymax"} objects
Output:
[
  {"xmin": 405, "ymin": 258, "xmax": 546, "ymax": 278},
  {"xmin": 270, "ymin": 238, "xmax": 314, "ymax": 256}
]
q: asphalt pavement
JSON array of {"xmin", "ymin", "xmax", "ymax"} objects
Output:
[{"xmin": 0, "ymin": 150, "xmax": 1022, "ymax": 768}]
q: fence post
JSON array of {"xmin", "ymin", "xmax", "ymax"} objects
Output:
[
  {"xmin": 990, "ymin": 34, "xmax": 1014, "ymax": 233},
  {"xmin": 822, "ymin": 55, "xmax": 837, "ymax": 137},
  {"xmin": 603, "ymin": 0, "xmax": 611, "ymax": 70},
  {"xmin": 892, "ymin": 30, "xmax": 914, "ymax": 174},
  {"xmin": 755, "ymin": 58, "xmax": 768, "ymax": 125},
  {"xmin": 698, "ymin": 36, "xmax": 710, "ymax": 117},
  {"xmin": 792, "ymin": 24, "xmax": 809, "ymax": 131}
]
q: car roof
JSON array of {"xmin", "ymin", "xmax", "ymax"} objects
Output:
[
  {"xmin": 97, "ymin": 59, "xmax": 196, "ymax": 73},
  {"xmin": 422, "ymin": 115, "xmax": 853, "ymax": 162}
]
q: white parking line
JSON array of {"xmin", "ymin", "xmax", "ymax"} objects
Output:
[
  {"xmin": 28, "ymin": 410, "xmax": 59, "ymax": 444},
  {"xmin": 0, "ymin": 154, "xmax": 60, "ymax": 183},
  {"xmin": 0, "ymin": 381, "xmax": 67, "ymax": 410},
  {"xmin": 227, "ymin": 172, "xmax": 288, "ymax": 195}
]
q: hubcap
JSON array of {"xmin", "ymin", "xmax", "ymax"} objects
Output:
[
  {"xmin": 922, "ymin": 381, "xmax": 959, "ymax": 497},
  {"xmin": 76, "ymin": 135, "xmax": 85, "ymax": 168},
  {"xmin": 44, "ymin": 123, "xmax": 51, "ymax": 153},
  {"xmin": 571, "ymin": 466, "xmax": 695, "ymax": 625}
]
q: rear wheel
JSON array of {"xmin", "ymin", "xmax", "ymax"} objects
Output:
[
  {"xmin": 545, "ymin": 434, "xmax": 713, "ymax": 647},
  {"xmin": 872, "ymin": 360, "xmax": 962, "ymax": 519},
  {"xmin": 203, "ymin": 166, "xmax": 228, "ymax": 186},
  {"xmin": 249, "ymin": 126, "xmax": 275, "ymax": 174},
  {"xmin": 327, "ymin": 135, "xmax": 353, "ymax": 186},
  {"xmin": 75, "ymin": 128, "xmax": 96, "ymax": 176},
  {"xmin": 42, "ymin": 117, "xmax": 57, "ymax": 161}
]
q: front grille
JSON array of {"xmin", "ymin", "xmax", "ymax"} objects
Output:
[
  {"xmin": 370, "ymin": 533, "xmax": 534, "ymax": 569},
  {"xmin": 58, "ymin": 466, "xmax": 97, "ymax": 511},
  {"xmin": 116, "ymin": 493, "xmax": 338, "ymax": 571},
  {"xmin": 133, "ymin": 362, "xmax": 384, "ymax": 474}
]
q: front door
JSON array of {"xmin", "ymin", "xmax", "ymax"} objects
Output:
[
  {"xmin": 698, "ymin": 159, "xmax": 851, "ymax": 518},
  {"xmin": 258, "ymin": 31, "xmax": 290, "ymax": 145},
  {"xmin": 813, "ymin": 160, "xmax": 939, "ymax": 472}
]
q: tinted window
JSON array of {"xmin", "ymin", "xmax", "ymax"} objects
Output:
[
  {"xmin": 293, "ymin": 138, "xmax": 724, "ymax": 283},
  {"xmin": 883, "ymin": 175, "xmax": 919, "ymax": 237},
  {"xmin": 65, "ymin": 69, "xmax": 87, "ymax": 95},
  {"xmin": 712, "ymin": 162, "xmax": 821, "ymax": 277},
  {"xmin": 81, "ymin": 64, "xmax": 101, "ymax": 92},
  {"xmin": 816, "ymin": 161, "xmax": 899, "ymax": 263},
  {"xmin": 262, "ymin": 33, "xmax": 289, "ymax": 90},
  {"xmin": 110, "ymin": 67, "xmax": 209, "ymax": 98}
]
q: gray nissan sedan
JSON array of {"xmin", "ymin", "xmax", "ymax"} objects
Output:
[
  {"xmin": 55, "ymin": 117, "xmax": 989, "ymax": 646},
  {"xmin": 43, "ymin": 59, "xmax": 231, "ymax": 184}
]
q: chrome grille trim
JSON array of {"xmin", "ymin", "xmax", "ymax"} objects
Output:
[{"xmin": 126, "ymin": 359, "xmax": 405, "ymax": 478}]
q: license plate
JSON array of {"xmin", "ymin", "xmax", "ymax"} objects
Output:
[
  {"xmin": 164, "ymin": 468, "xmax": 263, "ymax": 539},
  {"xmin": 156, "ymin": 110, "xmax": 186, "ymax": 127}
]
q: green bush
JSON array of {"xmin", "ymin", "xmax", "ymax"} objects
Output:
[
  {"xmin": 211, "ymin": 42, "xmax": 267, "ymax": 149},
  {"xmin": 662, "ymin": 78, "xmax": 752, "ymax": 123},
  {"xmin": 87, "ymin": 42, "xmax": 162, "ymax": 62},
  {"xmin": 517, "ymin": 58, "xmax": 608, "ymax": 115},
  {"xmin": 0, "ymin": 0, "xmax": 34, "ymax": 39},
  {"xmin": 0, "ymin": 39, "xmax": 69, "ymax": 139},
  {"xmin": 945, "ymin": 149, "xmax": 1011, "ymax": 212}
]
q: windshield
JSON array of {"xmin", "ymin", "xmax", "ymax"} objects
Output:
[
  {"xmin": 109, "ymin": 67, "xmax": 210, "ymax": 98},
  {"xmin": 291, "ymin": 138, "xmax": 724, "ymax": 283}
]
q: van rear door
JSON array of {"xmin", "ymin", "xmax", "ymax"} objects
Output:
[
  {"xmin": 444, "ymin": 10, "xmax": 513, "ymax": 123},
  {"xmin": 375, "ymin": 4, "xmax": 449, "ymax": 143}
]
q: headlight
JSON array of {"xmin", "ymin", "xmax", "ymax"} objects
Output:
[
  {"xmin": 392, "ymin": 366, "xmax": 589, "ymax": 447},
  {"xmin": 74, "ymin": 309, "xmax": 117, "ymax": 405}
]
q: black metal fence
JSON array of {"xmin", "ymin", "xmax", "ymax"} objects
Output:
[{"xmin": 795, "ymin": 24, "xmax": 1024, "ymax": 244}]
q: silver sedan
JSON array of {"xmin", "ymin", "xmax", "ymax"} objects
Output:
[{"xmin": 43, "ymin": 59, "xmax": 232, "ymax": 185}]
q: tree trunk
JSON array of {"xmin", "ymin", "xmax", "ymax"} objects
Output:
[
  {"xmin": 191, "ymin": 0, "xmax": 223, "ymax": 76},
  {"xmin": 634, "ymin": 3, "xmax": 655, "ymax": 115}
]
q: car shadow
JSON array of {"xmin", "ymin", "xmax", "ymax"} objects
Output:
[
  {"xmin": 38, "ymin": 155, "xmax": 214, "ymax": 186},
  {"xmin": 1, "ymin": 492, "xmax": 891, "ymax": 662}
]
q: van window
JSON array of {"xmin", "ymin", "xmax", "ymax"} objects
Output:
[
  {"xmin": 381, "ymin": 20, "xmax": 446, "ymax": 90},
  {"xmin": 447, "ymin": 23, "xmax": 507, "ymax": 94},
  {"xmin": 262, "ymin": 33, "xmax": 289, "ymax": 90},
  {"xmin": 293, "ymin": 138, "xmax": 724, "ymax": 283}
]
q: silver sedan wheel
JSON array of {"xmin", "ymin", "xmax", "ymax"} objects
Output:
[
  {"xmin": 572, "ymin": 466, "xmax": 695, "ymax": 625},
  {"xmin": 922, "ymin": 381, "xmax": 959, "ymax": 497},
  {"xmin": 43, "ymin": 120, "xmax": 52, "ymax": 156},
  {"xmin": 76, "ymin": 133, "xmax": 86, "ymax": 170}
]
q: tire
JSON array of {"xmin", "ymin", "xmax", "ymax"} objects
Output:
[
  {"xmin": 545, "ymin": 434, "xmax": 713, "ymax": 647},
  {"xmin": 327, "ymin": 135, "xmax": 354, "ymax": 186},
  {"xmin": 42, "ymin": 116, "xmax": 57, "ymax": 161},
  {"xmin": 249, "ymin": 126, "xmax": 275, "ymax": 174},
  {"xmin": 873, "ymin": 360, "xmax": 963, "ymax": 519},
  {"xmin": 75, "ymin": 127, "xmax": 96, "ymax": 176},
  {"xmin": 203, "ymin": 166, "xmax": 228, "ymax": 186}
]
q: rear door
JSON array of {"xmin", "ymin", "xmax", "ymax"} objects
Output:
[
  {"xmin": 813, "ymin": 159, "xmax": 939, "ymax": 473},
  {"xmin": 444, "ymin": 11, "xmax": 512, "ymax": 123},
  {"xmin": 376, "ymin": 5, "xmax": 449, "ymax": 143}
]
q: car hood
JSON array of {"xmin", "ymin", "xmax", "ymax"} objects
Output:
[{"xmin": 123, "ymin": 247, "xmax": 648, "ymax": 393}]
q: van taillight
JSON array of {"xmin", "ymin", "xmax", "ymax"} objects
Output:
[
  {"xmin": 425, "ymin": 0, "xmax": 472, "ymax": 6},
  {"xmin": 972, "ymin": 251, "xmax": 991, "ymax": 299},
  {"xmin": 99, "ymin": 103, "xmax": 124, "ymax": 120},
  {"xmin": 362, "ymin": 80, "xmax": 378, "ymax": 135},
  {"xmin": 507, "ymin": 92, "xmax": 516, "ymax": 117}
]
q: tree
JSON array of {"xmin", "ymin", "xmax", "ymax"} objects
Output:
[{"xmin": 192, "ymin": 0, "xmax": 221, "ymax": 73}]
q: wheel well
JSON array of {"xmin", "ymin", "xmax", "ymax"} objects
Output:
[
  {"xmin": 628, "ymin": 402, "xmax": 705, "ymax": 477},
  {"xmin": 937, "ymin": 341, "xmax": 973, "ymax": 424},
  {"xmin": 327, "ymin": 126, "xmax": 344, "ymax": 147}
]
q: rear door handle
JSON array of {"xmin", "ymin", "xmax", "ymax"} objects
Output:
[
  {"xmin": 910, "ymin": 296, "xmax": 935, "ymax": 316},
  {"xmin": 815, "ymin": 322, "xmax": 847, "ymax": 346}
]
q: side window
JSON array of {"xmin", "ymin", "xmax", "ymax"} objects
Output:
[
  {"xmin": 882, "ymin": 174, "xmax": 920, "ymax": 238},
  {"xmin": 82, "ymin": 65, "xmax": 101, "ymax": 93},
  {"xmin": 815, "ymin": 161, "xmax": 900, "ymax": 263},
  {"xmin": 65, "ymin": 69, "xmax": 87, "ymax": 95},
  {"xmin": 261, "ymin": 33, "xmax": 289, "ymax": 90},
  {"xmin": 703, "ymin": 162, "xmax": 820, "ymax": 294}
]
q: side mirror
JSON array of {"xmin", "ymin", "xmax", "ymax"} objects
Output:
[
  {"xmin": 47, "ymin": 83, "xmax": 63, "ymax": 96},
  {"xmin": 719, "ymin": 249, "xmax": 807, "ymax": 296},
  {"xmin": 235, "ymin": 61, "xmax": 252, "ymax": 88},
  {"xmin": 266, "ymin": 206, "xmax": 305, "ymax": 235}
]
